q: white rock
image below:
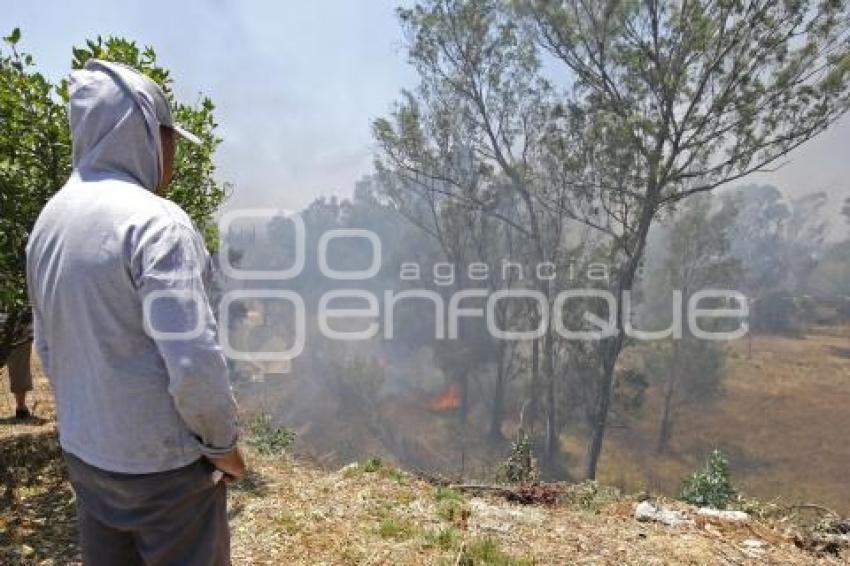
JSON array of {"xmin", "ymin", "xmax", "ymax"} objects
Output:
[
  {"xmin": 742, "ymin": 539, "xmax": 766, "ymax": 549},
  {"xmin": 469, "ymin": 497, "xmax": 545, "ymax": 533},
  {"xmin": 697, "ymin": 507, "xmax": 750, "ymax": 523},
  {"xmin": 634, "ymin": 501, "xmax": 692, "ymax": 527},
  {"xmin": 742, "ymin": 538, "xmax": 767, "ymax": 558}
]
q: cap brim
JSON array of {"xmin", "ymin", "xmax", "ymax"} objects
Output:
[{"xmin": 172, "ymin": 123, "xmax": 203, "ymax": 145}]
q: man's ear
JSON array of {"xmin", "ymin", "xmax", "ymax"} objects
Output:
[{"xmin": 158, "ymin": 125, "xmax": 176, "ymax": 193}]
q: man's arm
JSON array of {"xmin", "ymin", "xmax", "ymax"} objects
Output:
[
  {"xmin": 30, "ymin": 306, "xmax": 48, "ymax": 374},
  {"xmin": 136, "ymin": 221, "xmax": 243, "ymax": 476},
  {"xmin": 25, "ymin": 263, "xmax": 49, "ymax": 375}
]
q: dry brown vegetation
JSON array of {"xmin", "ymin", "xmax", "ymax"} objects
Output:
[
  {"xmin": 591, "ymin": 326, "xmax": 850, "ymax": 514},
  {"xmin": 2, "ymin": 347, "xmax": 848, "ymax": 565}
]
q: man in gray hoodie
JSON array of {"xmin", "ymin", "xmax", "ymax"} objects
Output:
[{"xmin": 26, "ymin": 59, "xmax": 243, "ymax": 565}]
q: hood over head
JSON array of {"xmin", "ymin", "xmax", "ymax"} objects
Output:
[{"xmin": 68, "ymin": 59, "xmax": 198, "ymax": 192}]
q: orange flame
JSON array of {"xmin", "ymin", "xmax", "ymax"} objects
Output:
[{"xmin": 429, "ymin": 384, "xmax": 461, "ymax": 412}]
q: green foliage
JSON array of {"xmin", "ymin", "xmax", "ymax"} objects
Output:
[
  {"xmin": 435, "ymin": 494, "xmax": 470, "ymax": 526},
  {"xmin": 433, "ymin": 486, "xmax": 470, "ymax": 526},
  {"xmin": 421, "ymin": 526, "xmax": 458, "ymax": 550},
  {"xmin": 0, "ymin": 30, "xmax": 226, "ymax": 362},
  {"xmin": 343, "ymin": 456, "xmax": 407, "ymax": 483},
  {"xmin": 642, "ymin": 194, "xmax": 736, "ymax": 451},
  {"xmin": 0, "ymin": 29, "xmax": 72, "ymax": 360},
  {"xmin": 456, "ymin": 537, "xmax": 533, "ymax": 566},
  {"xmin": 246, "ymin": 413, "xmax": 295, "ymax": 456},
  {"xmin": 808, "ymin": 241, "xmax": 850, "ymax": 302},
  {"xmin": 361, "ymin": 456, "xmax": 384, "ymax": 473},
  {"xmin": 644, "ymin": 339, "xmax": 726, "ymax": 405},
  {"xmin": 376, "ymin": 517, "xmax": 417, "ymax": 540},
  {"xmin": 377, "ymin": 0, "xmax": 850, "ymax": 479},
  {"xmin": 500, "ymin": 433, "xmax": 537, "ymax": 484},
  {"xmin": 752, "ymin": 290, "xmax": 802, "ymax": 335},
  {"xmin": 680, "ymin": 449, "xmax": 736, "ymax": 509},
  {"xmin": 610, "ymin": 368, "xmax": 649, "ymax": 424},
  {"xmin": 4, "ymin": 28, "xmax": 21, "ymax": 46},
  {"xmin": 433, "ymin": 486, "xmax": 464, "ymax": 503}
]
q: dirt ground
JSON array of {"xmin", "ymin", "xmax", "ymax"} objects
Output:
[{"xmin": 2, "ymin": 364, "xmax": 846, "ymax": 564}]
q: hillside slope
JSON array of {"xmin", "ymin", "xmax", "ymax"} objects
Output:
[{"xmin": 1, "ymin": 371, "xmax": 846, "ymax": 564}]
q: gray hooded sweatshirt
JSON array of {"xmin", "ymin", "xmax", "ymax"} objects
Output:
[{"xmin": 26, "ymin": 60, "xmax": 238, "ymax": 473}]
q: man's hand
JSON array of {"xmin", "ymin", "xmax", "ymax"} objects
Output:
[{"xmin": 208, "ymin": 447, "xmax": 245, "ymax": 482}]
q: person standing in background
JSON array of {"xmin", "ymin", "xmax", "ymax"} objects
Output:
[{"xmin": 4, "ymin": 327, "xmax": 33, "ymax": 420}]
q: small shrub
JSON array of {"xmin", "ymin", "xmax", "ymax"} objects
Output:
[
  {"xmin": 680, "ymin": 449, "xmax": 736, "ymax": 509},
  {"xmin": 500, "ymin": 433, "xmax": 537, "ymax": 484},
  {"xmin": 362, "ymin": 456, "xmax": 383, "ymax": 473},
  {"xmin": 433, "ymin": 487, "xmax": 470, "ymax": 526},
  {"xmin": 376, "ymin": 517, "xmax": 416, "ymax": 540},
  {"xmin": 458, "ymin": 537, "xmax": 533, "ymax": 565},
  {"xmin": 231, "ymin": 469, "xmax": 266, "ymax": 495},
  {"xmin": 349, "ymin": 457, "xmax": 407, "ymax": 483},
  {"xmin": 434, "ymin": 486, "xmax": 464, "ymax": 503},
  {"xmin": 729, "ymin": 495, "xmax": 784, "ymax": 522},
  {"xmin": 421, "ymin": 527, "xmax": 458, "ymax": 550},
  {"xmin": 435, "ymin": 499, "xmax": 470, "ymax": 527},
  {"xmin": 246, "ymin": 413, "xmax": 295, "ymax": 456},
  {"xmin": 382, "ymin": 466, "xmax": 408, "ymax": 484}
]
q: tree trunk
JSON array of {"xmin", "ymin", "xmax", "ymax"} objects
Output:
[
  {"xmin": 656, "ymin": 380, "xmax": 676, "ymax": 454},
  {"xmin": 542, "ymin": 331, "xmax": 560, "ymax": 475},
  {"xmin": 584, "ymin": 191, "xmax": 658, "ymax": 480},
  {"xmin": 656, "ymin": 404, "xmax": 674, "ymax": 454},
  {"xmin": 489, "ymin": 344, "xmax": 507, "ymax": 442},
  {"xmin": 528, "ymin": 333, "xmax": 540, "ymax": 436},
  {"xmin": 657, "ymin": 314, "xmax": 684, "ymax": 454},
  {"xmin": 584, "ymin": 338, "xmax": 622, "ymax": 479}
]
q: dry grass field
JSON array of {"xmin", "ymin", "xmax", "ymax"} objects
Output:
[{"xmin": 593, "ymin": 326, "xmax": 850, "ymax": 515}]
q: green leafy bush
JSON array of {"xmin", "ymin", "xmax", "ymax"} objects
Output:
[
  {"xmin": 458, "ymin": 537, "xmax": 533, "ymax": 566},
  {"xmin": 433, "ymin": 488, "xmax": 470, "ymax": 526},
  {"xmin": 421, "ymin": 527, "xmax": 458, "ymax": 550},
  {"xmin": 246, "ymin": 414, "xmax": 295, "ymax": 456},
  {"xmin": 361, "ymin": 456, "xmax": 383, "ymax": 473},
  {"xmin": 500, "ymin": 433, "xmax": 537, "ymax": 484},
  {"xmin": 376, "ymin": 517, "xmax": 417, "ymax": 541},
  {"xmin": 0, "ymin": 29, "xmax": 226, "ymax": 363},
  {"xmin": 680, "ymin": 449, "xmax": 736, "ymax": 509}
]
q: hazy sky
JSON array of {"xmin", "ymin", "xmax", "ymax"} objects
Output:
[
  {"xmin": 7, "ymin": 0, "xmax": 850, "ymax": 235},
  {"xmin": 7, "ymin": 0, "xmax": 416, "ymax": 212}
]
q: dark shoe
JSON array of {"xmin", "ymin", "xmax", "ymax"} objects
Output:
[{"xmin": 14, "ymin": 407, "xmax": 31, "ymax": 421}]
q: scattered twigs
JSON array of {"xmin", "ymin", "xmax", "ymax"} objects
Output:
[
  {"xmin": 787, "ymin": 503, "xmax": 840, "ymax": 517},
  {"xmin": 410, "ymin": 468, "xmax": 454, "ymax": 487},
  {"xmin": 448, "ymin": 483, "xmax": 562, "ymax": 505},
  {"xmin": 793, "ymin": 532, "xmax": 850, "ymax": 557},
  {"xmin": 449, "ymin": 483, "xmax": 517, "ymax": 496},
  {"xmin": 453, "ymin": 541, "xmax": 466, "ymax": 565}
]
